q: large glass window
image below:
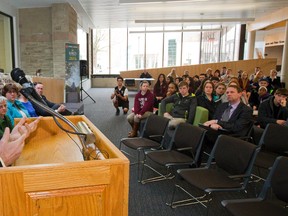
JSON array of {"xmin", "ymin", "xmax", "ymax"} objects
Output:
[
  {"xmin": 91, "ymin": 24, "xmax": 240, "ymax": 74},
  {"xmin": 163, "ymin": 26, "xmax": 182, "ymax": 67},
  {"xmin": 111, "ymin": 28, "xmax": 127, "ymax": 73},
  {"xmin": 128, "ymin": 28, "xmax": 145, "ymax": 70},
  {"xmin": 92, "ymin": 28, "xmax": 109, "ymax": 74},
  {"xmin": 201, "ymin": 25, "xmax": 221, "ymax": 64},
  {"xmin": 0, "ymin": 12, "xmax": 13, "ymax": 73},
  {"xmin": 182, "ymin": 25, "xmax": 201, "ymax": 65},
  {"xmin": 145, "ymin": 27, "xmax": 164, "ymax": 69}
]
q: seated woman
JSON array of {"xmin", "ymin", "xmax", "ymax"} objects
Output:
[
  {"xmin": 18, "ymin": 92, "xmax": 38, "ymax": 117},
  {"xmin": 197, "ymin": 80, "xmax": 221, "ymax": 120},
  {"xmin": 153, "ymin": 73, "xmax": 167, "ymax": 109},
  {"xmin": 0, "ymin": 96, "xmax": 13, "ymax": 138},
  {"xmin": 2, "ymin": 83, "xmax": 30, "ymax": 126},
  {"xmin": 166, "ymin": 82, "xmax": 178, "ymax": 97}
]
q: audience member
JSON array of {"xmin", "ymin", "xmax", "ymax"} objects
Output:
[
  {"xmin": 195, "ymin": 77, "xmax": 209, "ymax": 96},
  {"xmin": 0, "ymin": 117, "xmax": 41, "ymax": 167},
  {"xmin": 238, "ymin": 71, "xmax": 251, "ymax": 92},
  {"xmin": 161, "ymin": 81, "xmax": 197, "ymax": 129},
  {"xmin": 18, "ymin": 92, "xmax": 38, "ymax": 117},
  {"xmin": 0, "ymin": 96, "xmax": 13, "ymax": 138},
  {"xmin": 183, "ymin": 75, "xmax": 195, "ymax": 94},
  {"xmin": 197, "ymin": 80, "xmax": 221, "ymax": 120},
  {"xmin": 166, "ymin": 82, "xmax": 178, "ymax": 97},
  {"xmin": 221, "ymin": 68, "xmax": 233, "ymax": 84},
  {"xmin": 166, "ymin": 76, "xmax": 174, "ymax": 85},
  {"xmin": 202, "ymin": 85, "xmax": 253, "ymax": 148},
  {"xmin": 153, "ymin": 73, "xmax": 168, "ymax": 108},
  {"xmin": 205, "ymin": 68, "xmax": 213, "ymax": 79},
  {"xmin": 167, "ymin": 68, "xmax": 179, "ymax": 80},
  {"xmin": 257, "ymin": 88, "xmax": 288, "ymax": 129},
  {"xmin": 249, "ymin": 66, "xmax": 261, "ymax": 82},
  {"xmin": 127, "ymin": 81, "xmax": 154, "ymax": 137},
  {"xmin": 174, "ymin": 77, "xmax": 183, "ymax": 85},
  {"xmin": 249, "ymin": 77, "xmax": 271, "ymax": 107},
  {"xmin": 140, "ymin": 70, "xmax": 152, "ymax": 85},
  {"xmin": 213, "ymin": 69, "xmax": 221, "ymax": 78},
  {"xmin": 193, "ymin": 75, "xmax": 201, "ymax": 90},
  {"xmin": 220, "ymin": 66, "xmax": 227, "ymax": 76},
  {"xmin": 33, "ymin": 82, "xmax": 73, "ymax": 116},
  {"xmin": 267, "ymin": 69, "xmax": 282, "ymax": 93},
  {"xmin": 252, "ymin": 86, "xmax": 271, "ymax": 110},
  {"xmin": 2, "ymin": 83, "xmax": 30, "ymax": 126},
  {"xmin": 111, "ymin": 76, "xmax": 129, "ymax": 115},
  {"xmin": 214, "ymin": 82, "xmax": 226, "ymax": 102},
  {"xmin": 210, "ymin": 76, "xmax": 220, "ymax": 86}
]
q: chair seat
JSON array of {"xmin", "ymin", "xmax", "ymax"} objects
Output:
[
  {"xmin": 121, "ymin": 137, "xmax": 161, "ymax": 150},
  {"xmin": 179, "ymin": 168, "xmax": 242, "ymax": 190},
  {"xmin": 255, "ymin": 151, "xmax": 279, "ymax": 169},
  {"xmin": 147, "ymin": 150, "xmax": 194, "ymax": 166},
  {"xmin": 226, "ymin": 200, "xmax": 288, "ymax": 216}
]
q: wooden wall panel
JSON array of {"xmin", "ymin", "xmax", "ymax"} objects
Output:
[
  {"xmin": 120, "ymin": 58, "xmax": 277, "ymax": 80},
  {"xmin": 32, "ymin": 76, "xmax": 65, "ymax": 103}
]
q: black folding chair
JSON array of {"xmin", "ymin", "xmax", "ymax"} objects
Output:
[
  {"xmin": 222, "ymin": 156, "xmax": 288, "ymax": 216},
  {"xmin": 119, "ymin": 114, "xmax": 169, "ymax": 175},
  {"xmin": 252, "ymin": 123, "xmax": 288, "ymax": 181},
  {"xmin": 167, "ymin": 135, "xmax": 262, "ymax": 215},
  {"xmin": 140, "ymin": 123, "xmax": 206, "ymax": 184}
]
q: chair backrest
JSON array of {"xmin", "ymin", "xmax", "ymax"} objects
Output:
[
  {"xmin": 211, "ymin": 135, "xmax": 260, "ymax": 176},
  {"xmin": 192, "ymin": 106, "xmax": 209, "ymax": 126},
  {"xmin": 260, "ymin": 156, "xmax": 288, "ymax": 203},
  {"xmin": 259, "ymin": 123, "xmax": 288, "ymax": 154},
  {"xmin": 158, "ymin": 102, "xmax": 174, "ymax": 117},
  {"xmin": 141, "ymin": 114, "xmax": 169, "ymax": 141},
  {"xmin": 171, "ymin": 123, "xmax": 206, "ymax": 161}
]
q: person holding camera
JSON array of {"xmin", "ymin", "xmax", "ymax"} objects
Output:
[{"xmin": 111, "ymin": 76, "xmax": 129, "ymax": 115}]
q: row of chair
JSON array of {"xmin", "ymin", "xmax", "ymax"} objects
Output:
[{"xmin": 119, "ymin": 114, "xmax": 288, "ymax": 215}]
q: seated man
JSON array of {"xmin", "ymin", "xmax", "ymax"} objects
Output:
[
  {"xmin": 111, "ymin": 76, "xmax": 129, "ymax": 115},
  {"xmin": 257, "ymin": 88, "xmax": 288, "ymax": 129},
  {"xmin": 203, "ymin": 85, "xmax": 253, "ymax": 148},
  {"xmin": 33, "ymin": 82, "xmax": 73, "ymax": 116},
  {"xmin": 161, "ymin": 81, "xmax": 197, "ymax": 129}
]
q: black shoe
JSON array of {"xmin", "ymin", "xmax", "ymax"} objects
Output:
[{"xmin": 116, "ymin": 108, "xmax": 120, "ymax": 116}]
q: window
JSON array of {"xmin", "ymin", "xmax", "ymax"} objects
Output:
[
  {"xmin": 182, "ymin": 25, "xmax": 201, "ymax": 65},
  {"xmin": 111, "ymin": 28, "xmax": 127, "ymax": 73},
  {"xmin": 0, "ymin": 12, "xmax": 13, "ymax": 73},
  {"xmin": 145, "ymin": 27, "xmax": 164, "ymax": 68},
  {"xmin": 128, "ymin": 28, "xmax": 145, "ymax": 70},
  {"xmin": 93, "ymin": 28, "xmax": 109, "ymax": 74}
]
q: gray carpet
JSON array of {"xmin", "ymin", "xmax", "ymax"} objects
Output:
[{"xmin": 82, "ymin": 88, "xmax": 256, "ymax": 216}]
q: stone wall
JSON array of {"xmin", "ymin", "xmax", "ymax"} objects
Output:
[{"xmin": 19, "ymin": 3, "xmax": 77, "ymax": 78}]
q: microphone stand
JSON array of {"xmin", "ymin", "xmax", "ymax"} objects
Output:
[{"xmin": 23, "ymin": 92, "xmax": 94, "ymax": 161}]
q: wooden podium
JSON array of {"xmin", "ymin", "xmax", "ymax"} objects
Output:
[{"xmin": 0, "ymin": 116, "xmax": 129, "ymax": 216}]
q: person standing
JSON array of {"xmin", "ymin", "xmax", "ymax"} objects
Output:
[
  {"xmin": 111, "ymin": 76, "xmax": 129, "ymax": 115},
  {"xmin": 127, "ymin": 81, "xmax": 154, "ymax": 137}
]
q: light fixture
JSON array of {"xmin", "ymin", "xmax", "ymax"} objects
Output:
[
  {"xmin": 119, "ymin": 0, "xmax": 208, "ymax": 4},
  {"xmin": 135, "ymin": 18, "xmax": 255, "ymax": 23},
  {"xmin": 129, "ymin": 28, "xmax": 222, "ymax": 33}
]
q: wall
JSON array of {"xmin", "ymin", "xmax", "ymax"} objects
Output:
[
  {"xmin": 18, "ymin": 3, "xmax": 77, "ymax": 78},
  {"xmin": 120, "ymin": 59, "xmax": 277, "ymax": 79}
]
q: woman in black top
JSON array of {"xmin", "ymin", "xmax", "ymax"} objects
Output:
[{"xmin": 197, "ymin": 80, "xmax": 221, "ymax": 120}]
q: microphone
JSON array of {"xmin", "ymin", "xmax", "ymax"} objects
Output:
[
  {"xmin": 10, "ymin": 68, "xmax": 99, "ymax": 161},
  {"xmin": 10, "ymin": 68, "xmax": 44, "ymax": 103}
]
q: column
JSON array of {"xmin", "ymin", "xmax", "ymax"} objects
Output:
[
  {"xmin": 281, "ymin": 21, "xmax": 288, "ymax": 85},
  {"xmin": 247, "ymin": 31, "xmax": 256, "ymax": 59}
]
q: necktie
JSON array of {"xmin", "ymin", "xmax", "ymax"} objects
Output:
[{"xmin": 221, "ymin": 105, "xmax": 232, "ymax": 122}]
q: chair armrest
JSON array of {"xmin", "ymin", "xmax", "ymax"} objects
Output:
[{"xmin": 148, "ymin": 134, "xmax": 163, "ymax": 139}]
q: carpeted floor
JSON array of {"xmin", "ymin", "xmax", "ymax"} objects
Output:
[{"xmin": 81, "ymin": 88, "xmax": 258, "ymax": 216}]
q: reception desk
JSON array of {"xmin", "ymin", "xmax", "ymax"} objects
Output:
[{"xmin": 0, "ymin": 116, "xmax": 129, "ymax": 216}]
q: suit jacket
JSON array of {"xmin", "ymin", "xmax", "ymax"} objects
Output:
[
  {"xmin": 214, "ymin": 102, "xmax": 253, "ymax": 136},
  {"xmin": 32, "ymin": 95, "xmax": 60, "ymax": 116}
]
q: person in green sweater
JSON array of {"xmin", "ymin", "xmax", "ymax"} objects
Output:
[{"xmin": 0, "ymin": 96, "xmax": 13, "ymax": 138}]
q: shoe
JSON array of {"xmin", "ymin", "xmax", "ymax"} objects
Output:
[{"xmin": 116, "ymin": 108, "xmax": 120, "ymax": 116}]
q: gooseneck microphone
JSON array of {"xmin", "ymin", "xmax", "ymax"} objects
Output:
[{"xmin": 10, "ymin": 68, "xmax": 98, "ymax": 160}]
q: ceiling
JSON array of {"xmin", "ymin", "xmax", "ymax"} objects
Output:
[{"xmin": 7, "ymin": 0, "xmax": 288, "ymax": 29}]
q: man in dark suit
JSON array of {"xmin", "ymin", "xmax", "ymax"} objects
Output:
[
  {"xmin": 202, "ymin": 85, "xmax": 253, "ymax": 148},
  {"xmin": 33, "ymin": 82, "xmax": 73, "ymax": 116}
]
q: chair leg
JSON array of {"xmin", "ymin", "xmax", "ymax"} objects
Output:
[
  {"xmin": 166, "ymin": 184, "xmax": 210, "ymax": 209},
  {"xmin": 140, "ymin": 164, "xmax": 174, "ymax": 184}
]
